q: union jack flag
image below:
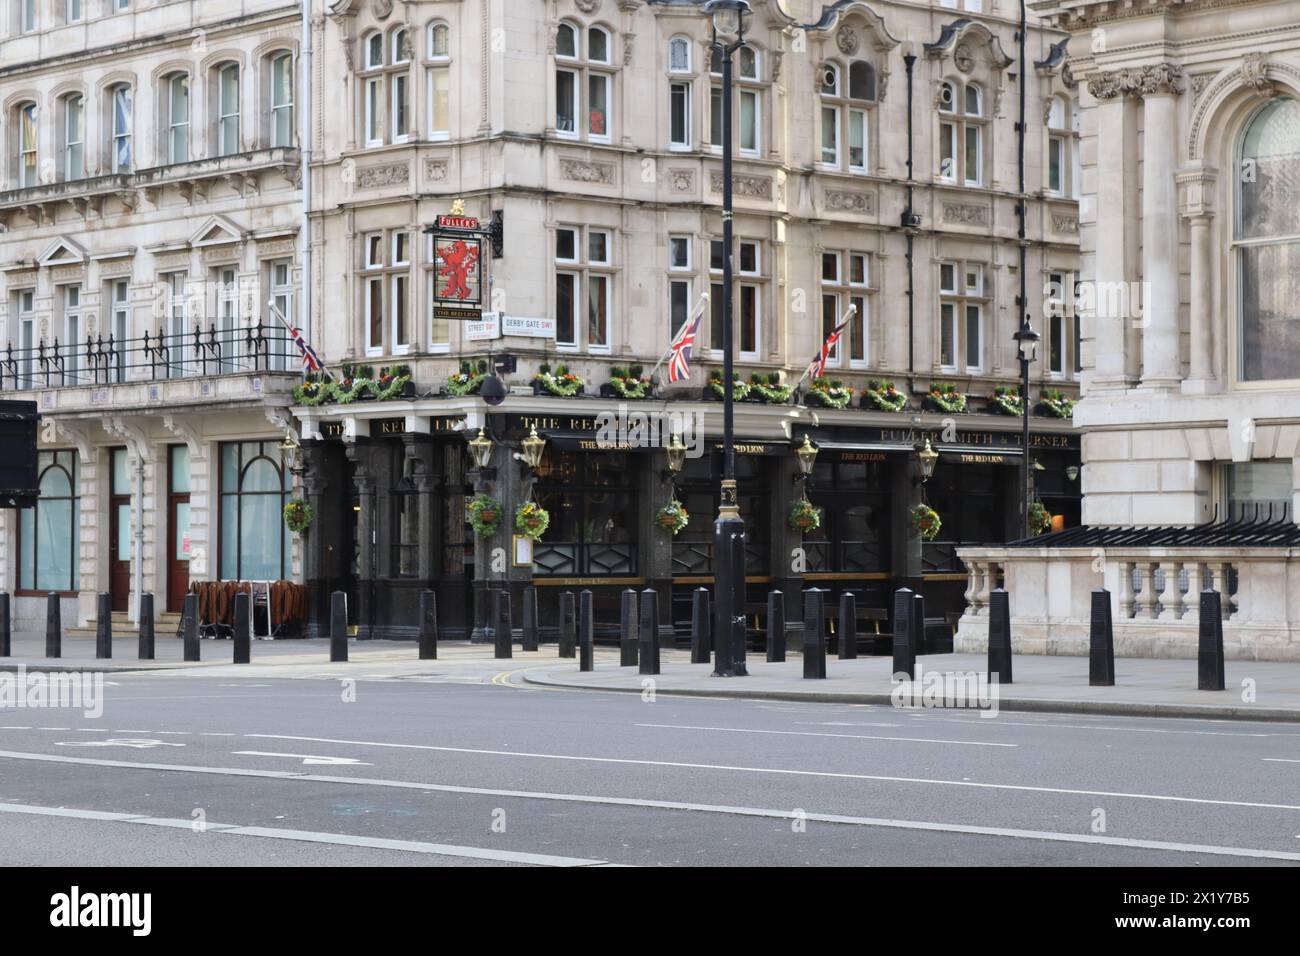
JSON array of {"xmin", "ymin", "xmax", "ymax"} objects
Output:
[
  {"xmin": 289, "ymin": 325, "xmax": 324, "ymax": 373},
  {"xmin": 667, "ymin": 310, "xmax": 704, "ymax": 384},
  {"xmin": 808, "ymin": 320, "xmax": 848, "ymax": 380}
]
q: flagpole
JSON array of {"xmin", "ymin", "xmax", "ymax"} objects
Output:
[
  {"xmin": 268, "ymin": 299, "xmax": 332, "ymax": 381},
  {"xmin": 649, "ymin": 291, "xmax": 709, "ymax": 382},
  {"xmin": 795, "ymin": 302, "xmax": 856, "ymax": 388}
]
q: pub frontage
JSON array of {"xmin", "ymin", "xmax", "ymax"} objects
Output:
[{"xmin": 291, "ymin": 389, "xmax": 1081, "ymax": 647}]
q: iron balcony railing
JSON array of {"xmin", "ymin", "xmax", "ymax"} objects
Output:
[{"xmin": 0, "ymin": 324, "xmax": 295, "ymax": 392}]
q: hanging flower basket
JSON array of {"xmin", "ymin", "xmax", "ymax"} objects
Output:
[
  {"xmin": 654, "ymin": 499, "xmax": 690, "ymax": 535},
  {"xmin": 515, "ymin": 501, "xmax": 551, "ymax": 540},
  {"xmin": 1028, "ymin": 501, "xmax": 1053, "ymax": 537},
  {"xmin": 862, "ymin": 380, "xmax": 906, "ymax": 412},
  {"xmin": 807, "ymin": 377, "xmax": 855, "ymax": 409},
  {"xmin": 925, "ymin": 383, "xmax": 967, "ymax": 414},
  {"xmin": 911, "ymin": 503, "xmax": 941, "ymax": 541},
  {"xmin": 467, "ymin": 493, "xmax": 503, "ymax": 538},
  {"xmin": 990, "ymin": 386, "xmax": 1024, "ymax": 416},
  {"xmin": 293, "ymin": 378, "xmax": 329, "ymax": 407},
  {"xmin": 1037, "ymin": 388, "xmax": 1075, "ymax": 419},
  {"xmin": 787, "ymin": 497, "xmax": 823, "ymax": 534},
  {"xmin": 283, "ymin": 499, "xmax": 314, "ymax": 535}
]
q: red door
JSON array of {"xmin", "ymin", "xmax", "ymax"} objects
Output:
[
  {"xmin": 108, "ymin": 494, "xmax": 131, "ymax": 612},
  {"xmin": 166, "ymin": 445, "xmax": 192, "ymax": 613}
]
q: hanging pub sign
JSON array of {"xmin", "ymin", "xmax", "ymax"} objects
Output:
[{"xmin": 428, "ymin": 199, "xmax": 487, "ymax": 322}]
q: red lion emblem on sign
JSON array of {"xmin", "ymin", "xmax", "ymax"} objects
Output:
[{"xmin": 438, "ymin": 240, "xmax": 480, "ymax": 301}]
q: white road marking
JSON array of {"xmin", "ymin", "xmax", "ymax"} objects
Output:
[
  {"xmin": 234, "ymin": 751, "xmax": 373, "ymax": 767},
  {"xmin": 921, "ymin": 716, "xmax": 1274, "ymax": 737},
  {"xmin": 636, "ymin": 723, "xmax": 1016, "ymax": 747},
  {"xmin": 1264, "ymin": 758, "xmax": 1300, "ymax": 764},
  {"xmin": 54, "ymin": 739, "xmax": 185, "ymax": 749},
  {"xmin": 0, "ymin": 754, "xmax": 1292, "ymax": 863},
  {"xmin": 0, "ymin": 801, "xmax": 608, "ymax": 867},
  {"xmin": 238, "ymin": 733, "xmax": 1300, "ymax": 812}
]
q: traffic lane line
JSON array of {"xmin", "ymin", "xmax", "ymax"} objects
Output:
[
  {"xmin": 18, "ymin": 733, "xmax": 1300, "ymax": 814},
  {"xmin": 0, "ymin": 754, "xmax": 1294, "ymax": 864},
  {"xmin": 634, "ymin": 722, "xmax": 1018, "ymax": 747},
  {"xmin": 0, "ymin": 801, "xmax": 610, "ymax": 867}
]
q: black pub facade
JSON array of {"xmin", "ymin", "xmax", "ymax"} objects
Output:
[{"xmin": 292, "ymin": 393, "xmax": 1080, "ymax": 643}]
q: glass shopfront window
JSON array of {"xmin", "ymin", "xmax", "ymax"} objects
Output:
[
  {"xmin": 219, "ymin": 441, "xmax": 292, "ymax": 581},
  {"xmin": 1223, "ymin": 460, "xmax": 1292, "ymax": 522},
  {"xmin": 533, "ymin": 450, "xmax": 637, "ymax": 576},
  {"xmin": 671, "ymin": 453, "xmax": 769, "ymax": 575},
  {"xmin": 925, "ymin": 459, "xmax": 1006, "ymax": 544},
  {"xmin": 803, "ymin": 456, "xmax": 890, "ymax": 573},
  {"xmin": 19, "ymin": 450, "xmax": 79, "ymax": 593}
]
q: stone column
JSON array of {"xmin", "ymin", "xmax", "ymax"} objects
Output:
[
  {"xmin": 1137, "ymin": 66, "xmax": 1184, "ymax": 390},
  {"xmin": 1087, "ymin": 74, "xmax": 1133, "ymax": 391},
  {"xmin": 1178, "ymin": 165, "xmax": 1218, "ymax": 391}
]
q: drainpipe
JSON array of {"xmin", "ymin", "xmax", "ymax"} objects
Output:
[
  {"xmin": 300, "ymin": 0, "xmax": 313, "ymax": 362},
  {"xmin": 903, "ymin": 52, "xmax": 917, "ymax": 394}
]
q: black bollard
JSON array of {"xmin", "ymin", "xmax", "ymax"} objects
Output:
[
  {"xmin": 233, "ymin": 591, "xmax": 251, "ymax": 664},
  {"xmin": 620, "ymin": 588, "xmax": 638, "ymax": 666},
  {"xmin": 558, "ymin": 591, "xmax": 576, "ymax": 658},
  {"xmin": 182, "ymin": 592, "xmax": 200, "ymax": 662},
  {"xmin": 578, "ymin": 590, "xmax": 594, "ymax": 672},
  {"xmin": 987, "ymin": 587, "xmax": 1013, "ymax": 684},
  {"xmin": 138, "ymin": 593, "xmax": 155, "ymax": 661},
  {"xmin": 522, "ymin": 586, "xmax": 539, "ymax": 652},
  {"xmin": 329, "ymin": 590, "xmax": 348, "ymax": 662},
  {"xmin": 839, "ymin": 592, "xmax": 857, "ymax": 660},
  {"xmin": 0, "ymin": 591, "xmax": 10, "ymax": 657},
  {"xmin": 639, "ymin": 588, "xmax": 660, "ymax": 676},
  {"xmin": 45, "ymin": 592, "xmax": 61, "ymax": 659},
  {"xmin": 892, "ymin": 587, "xmax": 914, "ymax": 680},
  {"xmin": 767, "ymin": 590, "xmax": 785, "ymax": 663},
  {"xmin": 802, "ymin": 588, "xmax": 826, "ymax": 679},
  {"xmin": 493, "ymin": 590, "xmax": 512, "ymax": 659},
  {"xmin": 419, "ymin": 590, "xmax": 438, "ymax": 660},
  {"xmin": 912, "ymin": 592, "xmax": 926, "ymax": 657},
  {"xmin": 690, "ymin": 587, "xmax": 711, "ymax": 664},
  {"xmin": 1089, "ymin": 588, "xmax": 1115, "ymax": 686},
  {"xmin": 95, "ymin": 592, "xmax": 112, "ymax": 660},
  {"xmin": 1198, "ymin": 589, "xmax": 1226, "ymax": 691}
]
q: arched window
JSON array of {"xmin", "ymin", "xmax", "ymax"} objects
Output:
[
  {"xmin": 554, "ymin": 21, "xmax": 615, "ymax": 142},
  {"xmin": 269, "ymin": 53, "xmax": 294, "ymax": 147},
  {"xmin": 219, "ymin": 441, "xmax": 292, "ymax": 581},
  {"xmin": 164, "ymin": 72, "xmax": 189, "ymax": 164},
  {"xmin": 708, "ymin": 43, "xmax": 763, "ymax": 155},
  {"xmin": 19, "ymin": 451, "xmax": 79, "ymax": 593},
  {"xmin": 667, "ymin": 35, "xmax": 692, "ymax": 148},
  {"xmin": 214, "ymin": 63, "xmax": 240, "ymax": 156},
  {"xmin": 62, "ymin": 94, "xmax": 84, "ymax": 180},
  {"xmin": 426, "ymin": 21, "xmax": 451, "ymax": 139},
  {"xmin": 1236, "ymin": 97, "xmax": 1300, "ymax": 381},
  {"xmin": 1047, "ymin": 94, "xmax": 1070, "ymax": 196},
  {"xmin": 668, "ymin": 35, "xmax": 691, "ymax": 73},
  {"xmin": 109, "ymin": 83, "xmax": 132, "ymax": 172},
  {"xmin": 820, "ymin": 60, "xmax": 872, "ymax": 172},
  {"xmin": 938, "ymin": 80, "xmax": 983, "ymax": 185},
  {"xmin": 15, "ymin": 101, "xmax": 37, "ymax": 188}
]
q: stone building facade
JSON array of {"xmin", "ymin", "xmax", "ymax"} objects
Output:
[
  {"xmin": 957, "ymin": 0, "xmax": 1300, "ymax": 660},
  {"xmin": 0, "ymin": 0, "xmax": 305, "ymax": 632},
  {"xmin": 1, "ymin": 0, "xmax": 1081, "ymax": 643}
]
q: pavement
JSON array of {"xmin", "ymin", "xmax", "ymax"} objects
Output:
[
  {"xmin": 0, "ymin": 666, "xmax": 1297, "ymax": 866},
  {"xmin": 4, "ymin": 630, "xmax": 1299, "ymax": 721}
]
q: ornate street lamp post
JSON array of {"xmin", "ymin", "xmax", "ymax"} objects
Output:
[
  {"xmin": 704, "ymin": 0, "xmax": 751, "ymax": 677},
  {"xmin": 1014, "ymin": 321, "xmax": 1040, "ymax": 535}
]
